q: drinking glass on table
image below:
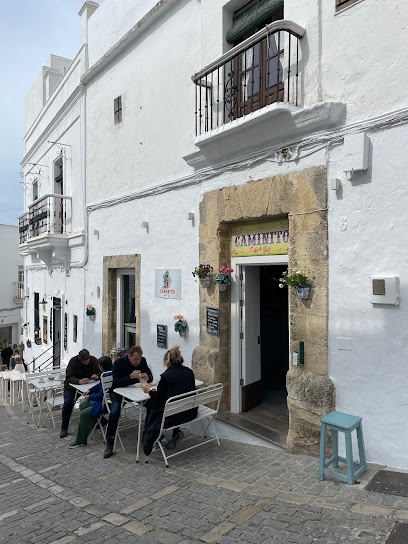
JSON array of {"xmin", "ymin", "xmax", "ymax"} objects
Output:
[{"xmin": 139, "ymin": 373, "xmax": 148, "ymax": 387}]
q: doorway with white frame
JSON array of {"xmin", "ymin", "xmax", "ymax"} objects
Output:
[
  {"xmin": 116, "ymin": 269, "xmax": 136, "ymax": 349},
  {"xmin": 231, "ymin": 255, "xmax": 289, "ymax": 442}
]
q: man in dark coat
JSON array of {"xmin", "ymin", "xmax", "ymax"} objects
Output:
[
  {"xmin": 1, "ymin": 345, "xmax": 13, "ymax": 369},
  {"xmin": 60, "ymin": 349, "xmax": 99, "ymax": 438},
  {"xmin": 103, "ymin": 345, "xmax": 152, "ymax": 458}
]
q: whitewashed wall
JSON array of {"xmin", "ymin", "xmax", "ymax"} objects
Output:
[{"xmin": 0, "ymin": 225, "xmax": 23, "ymax": 346}]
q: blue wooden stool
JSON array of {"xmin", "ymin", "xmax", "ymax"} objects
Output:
[{"xmin": 319, "ymin": 411, "xmax": 367, "ymax": 485}]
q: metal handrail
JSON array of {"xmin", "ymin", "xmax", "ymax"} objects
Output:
[
  {"xmin": 27, "ymin": 193, "xmax": 72, "ymax": 210},
  {"xmin": 31, "ymin": 340, "xmax": 60, "ymax": 370},
  {"xmin": 192, "ymin": 19, "xmax": 305, "ymax": 82}
]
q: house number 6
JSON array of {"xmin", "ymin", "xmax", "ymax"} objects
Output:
[{"xmin": 341, "ymin": 217, "xmax": 347, "ymax": 231}]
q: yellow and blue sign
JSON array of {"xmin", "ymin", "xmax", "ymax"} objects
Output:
[{"xmin": 231, "ymin": 219, "xmax": 289, "ymax": 257}]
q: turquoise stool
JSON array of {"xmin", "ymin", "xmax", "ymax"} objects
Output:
[{"xmin": 319, "ymin": 411, "xmax": 367, "ymax": 485}]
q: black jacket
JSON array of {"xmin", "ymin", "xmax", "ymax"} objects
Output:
[
  {"xmin": 112, "ymin": 355, "xmax": 152, "ymax": 389},
  {"xmin": 143, "ymin": 365, "xmax": 197, "ymax": 455},
  {"xmin": 1, "ymin": 346, "xmax": 13, "ymax": 364},
  {"xmin": 64, "ymin": 355, "xmax": 99, "ymax": 391}
]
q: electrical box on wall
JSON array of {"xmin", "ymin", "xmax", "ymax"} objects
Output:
[
  {"xmin": 369, "ymin": 276, "xmax": 400, "ymax": 305},
  {"xmin": 343, "ymin": 132, "xmax": 369, "ymax": 174}
]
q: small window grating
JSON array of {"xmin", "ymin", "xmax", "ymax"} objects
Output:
[
  {"xmin": 114, "ymin": 96, "xmax": 122, "ymax": 124},
  {"xmin": 336, "ymin": 0, "xmax": 362, "ymax": 12}
]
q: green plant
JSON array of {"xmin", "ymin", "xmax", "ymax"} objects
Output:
[
  {"xmin": 279, "ymin": 270, "xmax": 309, "ymax": 289},
  {"xmin": 214, "ymin": 266, "xmax": 234, "ymax": 285},
  {"xmin": 192, "ymin": 264, "xmax": 213, "ymax": 279},
  {"xmin": 86, "ymin": 304, "xmax": 96, "ymax": 316},
  {"xmin": 174, "ymin": 315, "xmax": 188, "ymax": 334}
]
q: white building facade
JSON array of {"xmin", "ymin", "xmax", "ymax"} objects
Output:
[
  {"xmin": 0, "ymin": 225, "xmax": 23, "ymax": 351},
  {"xmin": 20, "ymin": 0, "xmax": 408, "ymax": 469}
]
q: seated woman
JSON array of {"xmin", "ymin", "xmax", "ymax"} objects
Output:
[
  {"xmin": 68, "ymin": 356, "xmax": 112, "ymax": 449},
  {"xmin": 142, "ymin": 345, "xmax": 197, "ymax": 455},
  {"xmin": 12, "ymin": 355, "xmax": 26, "ymax": 373}
]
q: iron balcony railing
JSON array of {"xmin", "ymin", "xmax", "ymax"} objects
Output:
[
  {"xmin": 13, "ymin": 281, "xmax": 24, "ymax": 300},
  {"xmin": 19, "ymin": 194, "xmax": 72, "ymax": 242},
  {"xmin": 18, "ymin": 212, "xmax": 29, "ymax": 243},
  {"xmin": 192, "ymin": 20, "xmax": 305, "ymax": 136}
]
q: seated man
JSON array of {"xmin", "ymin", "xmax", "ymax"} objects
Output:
[
  {"xmin": 104, "ymin": 345, "xmax": 152, "ymax": 459},
  {"xmin": 60, "ymin": 349, "xmax": 99, "ymax": 438}
]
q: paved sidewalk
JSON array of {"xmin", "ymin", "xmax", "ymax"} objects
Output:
[{"xmin": 0, "ymin": 400, "xmax": 407, "ymax": 543}]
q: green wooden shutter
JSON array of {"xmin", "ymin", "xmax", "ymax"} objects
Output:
[{"xmin": 226, "ymin": 0, "xmax": 284, "ymax": 45}]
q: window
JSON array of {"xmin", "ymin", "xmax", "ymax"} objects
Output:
[
  {"xmin": 32, "ymin": 179, "xmax": 39, "ymax": 201},
  {"xmin": 54, "ymin": 156, "xmax": 63, "ymax": 184},
  {"xmin": 335, "ymin": 0, "xmax": 362, "ymax": 12},
  {"xmin": 114, "ymin": 96, "xmax": 122, "ymax": 124},
  {"xmin": 227, "ymin": 0, "xmax": 284, "ymax": 46},
  {"xmin": 73, "ymin": 315, "xmax": 78, "ymax": 343},
  {"xmin": 34, "ymin": 292, "xmax": 41, "ymax": 344}
]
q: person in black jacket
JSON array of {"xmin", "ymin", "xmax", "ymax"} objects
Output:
[
  {"xmin": 1, "ymin": 345, "xmax": 13, "ymax": 369},
  {"xmin": 60, "ymin": 349, "xmax": 99, "ymax": 438},
  {"xmin": 142, "ymin": 345, "xmax": 197, "ymax": 455},
  {"xmin": 103, "ymin": 345, "xmax": 152, "ymax": 459}
]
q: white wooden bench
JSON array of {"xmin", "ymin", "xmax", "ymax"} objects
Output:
[{"xmin": 146, "ymin": 383, "xmax": 223, "ymax": 467}]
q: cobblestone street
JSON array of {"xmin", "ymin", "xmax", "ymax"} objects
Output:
[{"xmin": 1, "ymin": 401, "xmax": 407, "ymax": 544}]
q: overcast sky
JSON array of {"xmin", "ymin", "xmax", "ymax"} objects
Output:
[{"xmin": 0, "ymin": 0, "xmax": 86, "ymax": 226}]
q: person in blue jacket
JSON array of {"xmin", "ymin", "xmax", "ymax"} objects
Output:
[
  {"xmin": 68, "ymin": 356, "xmax": 113, "ymax": 449},
  {"xmin": 103, "ymin": 345, "xmax": 152, "ymax": 458}
]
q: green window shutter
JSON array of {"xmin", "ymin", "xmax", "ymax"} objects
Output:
[{"xmin": 226, "ymin": 0, "xmax": 284, "ymax": 45}]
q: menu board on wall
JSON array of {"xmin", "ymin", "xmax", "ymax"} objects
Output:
[
  {"xmin": 64, "ymin": 313, "xmax": 68, "ymax": 351},
  {"xmin": 206, "ymin": 307, "xmax": 220, "ymax": 336},
  {"xmin": 157, "ymin": 325, "xmax": 167, "ymax": 349}
]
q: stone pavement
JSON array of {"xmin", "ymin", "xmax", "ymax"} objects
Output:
[{"xmin": 1, "ymin": 401, "xmax": 408, "ymax": 544}]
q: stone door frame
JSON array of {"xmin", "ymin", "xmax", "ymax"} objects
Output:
[{"xmin": 192, "ymin": 166, "xmax": 335, "ymax": 453}]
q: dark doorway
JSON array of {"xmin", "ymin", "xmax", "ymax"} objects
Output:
[{"xmin": 260, "ymin": 264, "xmax": 289, "ymax": 412}]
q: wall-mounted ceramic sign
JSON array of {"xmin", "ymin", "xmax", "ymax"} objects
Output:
[
  {"xmin": 157, "ymin": 324, "xmax": 168, "ymax": 349},
  {"xmin": 155, "ymin": 269, "xmax": 181, "ymax": 299},
  {"xmin": 206, "ymin": 306, "xmax": 220, "ymax": 336}
]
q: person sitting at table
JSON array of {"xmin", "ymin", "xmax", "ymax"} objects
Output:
[
  {"xmin": 142, "ymin": 345, "xmax": 197, "ymax": 456},
  {"xmin": 103, "ymin": 345, "xmax": 152, "ymax": 459},
  {"xmin": 68, "ymin": 356, "xmax": 113, "ymax": 449},
  {"xmin": 60, "ymin": 349, "xmax": 99, "ymax": 438},
  {"xmin": 12, "ymin": 355, "xmax": 26, "ymax": 373}
]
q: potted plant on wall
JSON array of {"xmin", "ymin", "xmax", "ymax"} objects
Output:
[
  {"xmin": 86, "ymin": 304, "xmax": 96, "ymax": 319},
  {"xmin": 26, "ymin": 339, "xmax": 32, "ymax": 348},
  {"xmin": 279, "ymin": 270, "xmax": 311, "ymax": 299},
  {"xmin": 192, "ymin": 264, "xmax": 213, "ymax": 288},
  {"xmin": 174, "ymin": 315, "xmax": 188, "ymax": 336},
  {"xmin": 214, "ymin": 266, "xmax": 234, "ymax": 291}
]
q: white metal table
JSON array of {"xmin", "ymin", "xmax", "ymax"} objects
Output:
[
  {"xmin": 113, "ymin": 379, "xmax": 204, "ymax": 462},
  {"xmin": 28, "ymin": 377, "xmax": 61, "ymax": 427}
]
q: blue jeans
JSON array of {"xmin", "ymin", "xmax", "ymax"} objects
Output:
[
  {"xmin": 106, "ymin": 392, "xmax": 122, "ymax": 438},
  {"xmin": 61, "ymin": 389, "xmax": 76, "ymax": 431}
]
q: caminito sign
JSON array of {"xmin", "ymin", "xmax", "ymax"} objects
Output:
[{"xmin": 231, "ymin": 219, "xmax": 289, "ymax": 257}]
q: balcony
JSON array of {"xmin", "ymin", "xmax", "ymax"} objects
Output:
[
  {"xmin": 18, "ymin": 194, "xmax": 82, "ymax": 270},
  {"xmin": 13, "ymin": 281, "xmax": 24, "ymax": 306},
  {"xmin": 186, "ymin": 20, "xmax": 345, "ymax": 167}
]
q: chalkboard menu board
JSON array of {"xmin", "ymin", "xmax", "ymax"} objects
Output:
[
  {"xmin": 64, "ymin": 313, "xmax": 68, "ymax": 351},
  {"xmin": 157, "ymin": 324, "xmax": 168, "ymax": 348},
  {"xmin": 206, "ymin": 306, "xmax": 220, "ymax": 336}
]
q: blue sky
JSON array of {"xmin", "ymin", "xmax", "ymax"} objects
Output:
[{"xmin": 0, "ymin": 0, "xmax": 85, "ymax": 226}]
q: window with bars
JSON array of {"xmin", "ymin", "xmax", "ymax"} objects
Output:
[
  {"xmin": 114, "ymin": 96, "xmax": 122, "ymax": 124},
  {"xmin": 335, "ymin": 0, "xmax": 362, "ymax": 12}
]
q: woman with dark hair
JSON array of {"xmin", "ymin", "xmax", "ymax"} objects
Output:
[
  {"xmin": 142, "ymin": 345, "xmax": 197, "ymax": 454},
  {"xmin": 68, "ymin": 356, "xmax": 113, "ymax": 449}
]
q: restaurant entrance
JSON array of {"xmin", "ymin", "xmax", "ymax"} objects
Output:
[{"xmin": 229, "ymin": 256, "xmax": 289, "ymax": 446}]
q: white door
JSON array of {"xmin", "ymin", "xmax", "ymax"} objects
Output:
[{"xmin": 241, "ymin": 266, "xmax": 261, "ymax": 411}]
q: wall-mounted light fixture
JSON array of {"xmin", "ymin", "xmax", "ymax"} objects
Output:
[
  {"xmin": 41, "ymin": 296, "xmax": 48, "ymax": 311},
  {"xmin": 141, "ymin": 221, "xmax": 149, "ymax": 232},
  {"xmin": 93, "ymin": 229, "xmax": 99, "ymax": 239},
  {"xmin": 187, "ymin": 212, "xmax": 194, "ymax": 221}
]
